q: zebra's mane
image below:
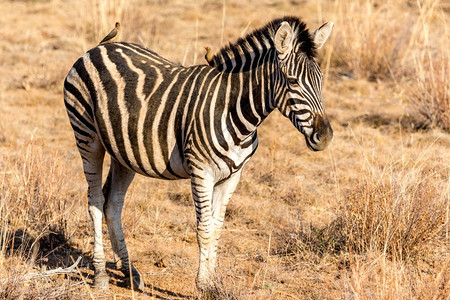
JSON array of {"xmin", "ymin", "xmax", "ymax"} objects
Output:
[{"xmin": 211, "ymin": 16, "xmax": 316, "ymax": 71}]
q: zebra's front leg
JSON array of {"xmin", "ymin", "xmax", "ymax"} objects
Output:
[
  {"xmin": 103, "ymin": 159, "xmax": 143, "ymax": 290},
  {"xmin": 190, "ymin": 171, "xmax": 215, "ymax": 291},
  {"xmin": 191, "ymin": 170, "xmax": 242, "ymax": 291}
]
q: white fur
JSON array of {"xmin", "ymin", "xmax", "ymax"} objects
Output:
[{"xmin": 313, "ymin": 21, "xmax": 334, "ymax": 49}]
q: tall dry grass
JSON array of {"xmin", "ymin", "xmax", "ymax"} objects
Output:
[
  {"xmin": 324, "ymin": 0, "xmax": 449, "ymax": 130},
  {"xmin": 1, "ymin": 0, "xmax": 449, "ymax": 298},
  {"xmin": 75, "ymin": 0, "xmax": 126, "ymax": 49},
  {"xmin": 273, "ymin": 151, "xmax": 449, "ymax": 299},
  {"xmin": 335, "ymin": 153, "xmax": 449, "ymax": 298},
  {"xmin": 342, "ymin": 251, "xmax": 449, "ymax": 299},
  {"xmin": 275, "ymin": 155, "xmax": 448, "ymax": 260},
  {"xmin": 405, "ymin": 1, "xmax": 449, "ymax": 131},
  {"xmin": 0, "ymin": 135, "xmax": 70, "ymax": 242},
  {"xmin": 328, "ymin": 0, "xmax": 414, "ymax": 79},
  {"xmin": 0, "ymin": 135, "xmax": 78, "ymax": 299},
  {"xmin": 340, "ymin": 158, "xmax": 448, "ymax": 260}
]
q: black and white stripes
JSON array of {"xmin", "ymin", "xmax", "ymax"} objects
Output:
[{"xmin": 64, "ymin": 16, "xmax": 334, "ymax": 291}]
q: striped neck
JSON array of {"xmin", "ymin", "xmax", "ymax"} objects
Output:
[
  {"xmin": 210, "ymin": 24, "xmax": 286, "ymax": 140},
  {"xmin": 217, "ymin": 47, "xmax": 282, "ymax": 142}
]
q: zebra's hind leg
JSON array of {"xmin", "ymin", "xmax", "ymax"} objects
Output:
[
  {"xmin": 103, "ymin": 159, "xmax": 144, "ymax": 290},
  {"xmin": 79, "ymin": 138, "xmax": 109, "ymax": 290}
]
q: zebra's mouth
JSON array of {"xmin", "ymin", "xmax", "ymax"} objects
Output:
[
  {"xmin": 296, "ymin": 124, "xmax": 321, "ymax": 152},
  {"xmin": 304, "ymin": 133, "xmax": 319, "ymax": 151},
  {"xmin": 298, "ymin": 115, "xmax": 333, "ymax": 151},
  {"xmin": 308, "ymin": 117, "xmax": 333, "ymax": 151}
]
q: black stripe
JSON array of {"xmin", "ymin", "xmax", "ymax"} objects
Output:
[
  {"xmin": 105, "ymin": 46, "xmax": 148, "ymax": 174},
  {"xmin": 64, "ymin": 101, "xmax": 96, "ymax": 133},
  {"xmin": 64, "ymin": 80, "xmax": 93, "ymax": 118},
  {"xmin": 70, "ymin": 122, "xmax": 92, "ymax": 138}
]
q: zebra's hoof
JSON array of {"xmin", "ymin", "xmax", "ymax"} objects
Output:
[
  {"xmin": 197, "ymin": 284, "xmax": 221, "ymax": 300},
  {"xmin": 196, "ymin": 277, "xmax": 216, "ymax": 294},
  {"xmin": 122, "ymin": 266, "xmax": 144, "ymax": 290},
  {"xmin": 94, "ymin": 274, "xmax": 109, "ymax": 290},
  {"xmin": 123, "ymin": 274, "xmax": 144, "ymax": 290}
]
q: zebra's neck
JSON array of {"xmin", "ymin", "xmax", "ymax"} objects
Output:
[
  {"xmin": 211, "ymin": 33, "xmax": 284, "ymax": 142},
  {"xmin": 223, "ymin": 50, "xmax": 281, "ymax": 141}
]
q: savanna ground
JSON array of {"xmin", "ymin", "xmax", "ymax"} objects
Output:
[{"xmin": 0, "ymin": 0, "xmax": 449, "ymax": 299}]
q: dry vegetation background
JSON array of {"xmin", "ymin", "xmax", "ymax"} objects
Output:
[{"xmin": 0, "ymin": 0, "xmax": 449, "ymax": 299}]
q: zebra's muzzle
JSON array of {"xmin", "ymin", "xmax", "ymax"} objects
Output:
[{"xmin": 305, "ymin": 114, "xmax": 333, "ymax": 151}]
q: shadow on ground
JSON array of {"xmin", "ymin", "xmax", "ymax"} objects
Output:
[{"xmin": 1, "ymin": 227, "xmax": 193, "ymax": 299}]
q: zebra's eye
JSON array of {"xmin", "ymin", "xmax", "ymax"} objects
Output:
[{"xmin": 287, "ymin": 77, "xmax": 299, "ymax": 87}]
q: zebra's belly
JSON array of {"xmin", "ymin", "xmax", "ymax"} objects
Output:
[{"xmin": 97, "ymin": 127, "xmax": 190, "ymax": 180}]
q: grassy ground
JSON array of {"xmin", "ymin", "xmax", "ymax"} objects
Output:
[{"xmin": 0, "ymin": 0, "xmax": 448, "ymax": 299}]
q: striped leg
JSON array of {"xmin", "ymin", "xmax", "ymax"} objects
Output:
[
  {"xmin": 79, "ymin": 138, "xmax": 109, "ymax": 290},
  {"xmin": 208, "ymin": 170, "xmax": 242, "ymax": 271},
  {"xmin": 103, "ymin": 159, "xmax": 144, "ymax": 290},
  {"xmin": 191, "ymin": 169, "xmax": 242, "ymax": 291},
  {"xmin": 190, "ymin": 168, "xmax": 214, "ymax": 290}
]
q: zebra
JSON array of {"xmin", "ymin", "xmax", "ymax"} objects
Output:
[{"xmin": 63, "ymin": 16, "xmax": 334, "ymax": 292}]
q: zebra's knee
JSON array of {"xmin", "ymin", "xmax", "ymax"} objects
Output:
[{"xmin": 103, "ymin": 190, "xmax": 124, "ymax": 220}]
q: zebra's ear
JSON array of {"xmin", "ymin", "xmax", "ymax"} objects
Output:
[
  {"xmin": 274, "ymin": 21, "xmax": 294, "ymax": 58},
  {"xmin": 312, "ymin": 21, "xmax": 334, "ymax": 49}
]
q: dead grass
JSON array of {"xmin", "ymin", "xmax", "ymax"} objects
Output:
[
  {"xmin": 340, "ymin": 159, "xmax": 448, "ymax": 260},
  {"xmin": 326, "ymin": 0, "xmax": 415, "ymax": 79},
  {"xmin": 342, "ymin": 251, "xmax": 449, "ymax": 299},
  {"xmin": 407, "ymin": 47, "xmax": 450, "ymax": 132},
  {"xmin": 405, "ymin": 1, "xmax": 450, "ymax": 131},
  {"xmin": 0, "ymin": 135, "xmax": 86, "ymax": 299},
  {"xmin": 0, "ymin": 275, "xmax": 77, "ymax": 300},
  {"xmin": 1, "ymin": 137, "xmax": 67, "ymax": 234},
  {"xmin": 0, "ymin": 0, "xmax": 449, "ymax": 299},
  {"xmin": 322, "ymin": 0, "xmax": 449, "ymax": 131}
]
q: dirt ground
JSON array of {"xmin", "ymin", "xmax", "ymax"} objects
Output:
[{"xmin": 0, "ymin": 0, "xmax": 448, "ymax": 299}]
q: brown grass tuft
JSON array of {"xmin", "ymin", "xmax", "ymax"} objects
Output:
[
  {"xmin": 0, "ymin": 135, "xmax": 78, "ymax": 299},
  {"xmin": 403, "ymin": 0, "xmax": 450, "ymax": 131},
  {"xmin": 0, "ymin": 135, "xmax": 69, "ymax": 239},
  {"xmin": 327, "ymin": 0, "xmax": 415, "ymax": 79},
  {"xmin": 339, "ymin": 159, "xmax": 448, "ymax": 260},
  {"xmin": 196, "ymin": 274, "xmax": 241, "ymax": 300},
  {"xmin": 325, "ymin": 0, "xmax": 449, "ymax": 131}
]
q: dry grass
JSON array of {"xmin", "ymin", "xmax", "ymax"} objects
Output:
[
  {"xmin": 322, "ymin": 0, "xmax": 450, "ymax": 131},
  {"xmin": 405, "ymin": 2, "xmax": 450, "ymax": 131},
  {"xmin": 326, "ymin": 0, "xmax": 414, "ymax": 79},
  {"xmin": 340, "ymin": 158, "xmax": 448, "ymax": 260},
  {"xmin": 342, "ymin": 251, "xmax": 449, "ymax": 299},
  {"xmin": 1, "ymin": 136, "xmax": 67, "ymax": 235},
  {"xmin": 0, "ymin": 0, "xmax": 449, "ymax": 299},
  {"xmin": 0, "ymin": 136, "xmax": 82, "ymax": 299}
]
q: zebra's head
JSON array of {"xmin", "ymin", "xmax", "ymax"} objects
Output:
[{"xmin": 274, "ymin": 20, "xmax": 334, "ymax": 151}]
